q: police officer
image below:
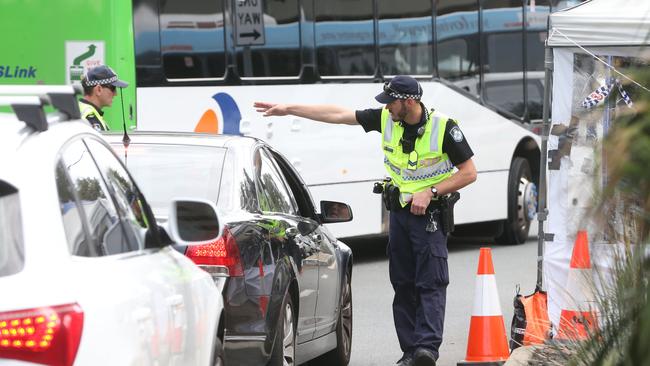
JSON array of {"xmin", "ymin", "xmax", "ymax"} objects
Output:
[
  {"xmin": 254, "ymin": 75, "xmax": 477, "ymax": 366},
  {"xmin": 79, "ymin": 65, "xmax": 128, "ymax": 131}
]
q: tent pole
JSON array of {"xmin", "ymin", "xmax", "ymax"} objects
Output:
[{"xmin": 536, "ymin": 45, "xmax": 553, "ymax": 290}]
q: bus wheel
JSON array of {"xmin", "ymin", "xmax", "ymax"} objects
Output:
[{"xmin": 496, "ymin": 157, "xmax": 537, "ymax": 245}]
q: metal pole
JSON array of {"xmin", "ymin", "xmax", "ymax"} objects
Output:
[{"xmin": 536, "ymin": 46, "xmax": 553, "ymax": 290}]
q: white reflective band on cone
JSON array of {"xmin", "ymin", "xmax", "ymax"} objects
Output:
[{"xmin": 471, "ymin": 274, "xmax": 503, "ymax": 316}]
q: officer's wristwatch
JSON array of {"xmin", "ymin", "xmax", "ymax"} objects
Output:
[{"xmin": 430, "ymin": 186, "xmax": 439, "ymax": 198}]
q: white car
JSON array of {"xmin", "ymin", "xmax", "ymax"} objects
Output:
[{"xmin": 0, "ymin": 86, "xmax": 225, "ymax": 366}]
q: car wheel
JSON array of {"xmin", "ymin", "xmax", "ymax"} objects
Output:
[
  {"xmin": 496, "ymin": 157, "xmax": 537, "ymax": 245},
  {"xmin": 312, "ymin": 270, "xmax": 353, "ymax": 365},
  {"xmin": 268, "ymin": 292, "xmax": 296, "ymax": 366}
]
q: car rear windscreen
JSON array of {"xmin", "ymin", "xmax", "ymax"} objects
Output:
[
  {"xmin": 0, "ymin": 181, "xmax": 24, "ymax": 276},
  {"xmin": 112, "ymin": 144, "xmax": 227, "ymax": 218}
]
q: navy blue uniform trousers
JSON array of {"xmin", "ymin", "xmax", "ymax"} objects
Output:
[{"xmin": 388, "ymin": 207, "xmax": 449, "ymax": 360}]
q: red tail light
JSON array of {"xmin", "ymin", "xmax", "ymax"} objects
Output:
[
  {"xmin": 0, "ymin": 303, "xmax": 84, "ymax": 366},
  {"xmin": 185, "ymin": 227, "xmax": 244, "ymax": 277}
]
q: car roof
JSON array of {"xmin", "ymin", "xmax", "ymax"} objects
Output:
[
  {"xmin": 0, "ymin": 114, "xmax": 34, "ymax": 155},
  {"xmin": 103, "ymin": 131, "xmax": 264, "ymax": 150}
]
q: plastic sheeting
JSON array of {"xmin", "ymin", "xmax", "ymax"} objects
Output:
[{"xmin": 544, "ymin": 49, "xmax": 650, "ymax": 332}]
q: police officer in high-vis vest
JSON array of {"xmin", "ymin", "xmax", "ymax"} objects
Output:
[
  {"xmin": 79, "ymin": 65, "xmax": 128, "ymax": 131},
  {"xmin": 254, "ymin": 75, "xmax": 477, "ymax": 366}
]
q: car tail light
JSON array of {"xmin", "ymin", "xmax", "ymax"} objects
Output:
[
  {"xmin": 185, "ymin": 227, "xmax": 244, "ymax": 277},
  {"xmin": 0, "ymin": 303, "xmax": 84, "ymax": 366}
]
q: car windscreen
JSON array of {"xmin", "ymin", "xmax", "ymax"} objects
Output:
[
  {"xmin": 0, "ymin": 181, "xmax": 24, "ymax": 276},
  {"xmin": 111, "ymin": 143, "xmax": 226, "ymax": 219}
]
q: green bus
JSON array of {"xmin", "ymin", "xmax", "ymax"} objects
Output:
[{"xmin": 1, "ymin": 0, "xmax": 136, "ymax": 129}]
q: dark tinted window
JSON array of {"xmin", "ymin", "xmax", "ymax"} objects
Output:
[
  {"xmin": 235, "ymin": 0, "xmax": 301, "ymax": 77},
  {"xmin": 482, "ymin": 1, "xmax": 524, "ymax": 117},
  {"xmin": 0, "ymin": 181, "xmax": 24, "ymax": 276},
  {"xmin": 56, "ymin": 163, "xmax": 92, "ymax": 256},
  {"xmin": 58, "ymin": 140, "xmax": 139, "ymax": 256},
  {"xmin": 378, "ymin": 0, "xmax": 433, "ymax": 76},
  {"xmin": 160, "ymin": 0, "xmax": 226, "ymax": 79},
  {"xmin": 84, "ymin": 139, "xmax": 150, "ymax": 249},
  {"xmin": 254, "ymin": 149, "xmax": 297, "ymax": 215},
  {"xmin": 526, "ymin": 1, "xmax": 551, "ymax": 120},
  {"xmin": 315, "ymin": 0, "xmax": 375, "ymax": 77},
  {"xmin": 436, "ymin": 0, "xmax": 480, "ymax": 93},
  {"xmin": 133, "ymin": 0, "xmax": 162, "ymax": 84}
]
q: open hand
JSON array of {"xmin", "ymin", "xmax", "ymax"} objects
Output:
[{"xmin": 254, "ymin": 102, "xmax": 289, "ymax": 117}]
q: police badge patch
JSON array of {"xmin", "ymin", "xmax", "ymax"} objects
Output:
[{"xmin": 450, "ymin": 126, "xmax": 464, "ymax": 142}]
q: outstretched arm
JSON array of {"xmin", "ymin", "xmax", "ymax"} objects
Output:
[{"xmin": 254, "ymin": 102, "xmax": 358, "ymax": 125}]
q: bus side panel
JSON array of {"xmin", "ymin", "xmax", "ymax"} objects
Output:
[
  {"xmin": 109, "ymin": 0, "xmax": 137, "ymax": 131},
  {"xmin": 0, "ymin": 0, "xmax": 136, "ymax": 130},
  {"xmin": 309, "ymin": 182, "xmax": 384, "ymax": 238}
]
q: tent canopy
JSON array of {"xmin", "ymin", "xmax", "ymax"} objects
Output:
[{"xmin": 548, "ymin": 0, "xmax": 650, "ymax": 47}]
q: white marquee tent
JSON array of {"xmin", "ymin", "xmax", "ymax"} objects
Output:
[{"xmin": 540, "ymin": 0, "xmax": 650, "ymax": 331}]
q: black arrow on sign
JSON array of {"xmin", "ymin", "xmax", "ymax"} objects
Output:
[{"xmin": 239, "ymin": 29, "xmax": 261, "ymax": 40}]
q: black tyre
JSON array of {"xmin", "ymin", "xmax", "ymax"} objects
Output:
[
  {"xmin": 312, "ymin": 270, "xmax": 353, "ymax": 366},
  {"xmin": 268, "ymin": 292, "xmax": 296, "ymax": 366},
  {"xmin": 496, "ymin": 157, "xmax": 537, "ymax": 245}
]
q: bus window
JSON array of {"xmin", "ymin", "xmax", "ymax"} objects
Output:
[
  {"xmin": 133, "ymin": 0, "xmax": 162, "ymax": 85},
  {"xmin": 436, "ymin": 0, "xmax": 480, "ymax": 94},
  {"xmin": 526, "ymin": 0, "xmax": 551, "ymax": 120},
  {"xmin": 315, "ymin": 0, "xmax": 375, "ymax": 77},
  {"xmin": 482, "ymin": 1, "xmax": 525, "ymax": 118},
  {"xmin": 236, "ymin": 0, "xmax": 301, "ymax": 78},
  {"xmin": 159, "ymin": 0, "xmax": 226, "ymax": 80},
  {"xmin": 378, "ymin": 0, "xmax": 433, "ymax": 76}
]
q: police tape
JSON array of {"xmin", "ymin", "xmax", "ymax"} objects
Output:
[{"xmin": 581, "ymin": 79, "xmax": 633, "ymax": 109}]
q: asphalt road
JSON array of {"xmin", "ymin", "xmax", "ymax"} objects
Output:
[{"xmin": 341, "ymin": 235, "xmax": 538, "ymax": 366}]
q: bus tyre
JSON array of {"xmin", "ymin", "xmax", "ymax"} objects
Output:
[
  {"xmin": 496, "ymin": 157, "xmax": 536, "ymax": 245},
  {"xmin": 268, "ymin": 292, "xmax": 296, "ymax": 366},
  {"xmin": 313, "ymin": 270, "xmax": 353, "ymax": 366}
]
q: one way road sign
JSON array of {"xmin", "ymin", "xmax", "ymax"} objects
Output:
[{"xmin": 235, "ymin": 0, "xmax": 265, "ymax": 46}]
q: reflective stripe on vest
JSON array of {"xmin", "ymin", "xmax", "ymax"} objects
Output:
[
  {"xmin": 380, "ymin": 108, "xmax": 454, "ymax": 206},
  {"xmin": 78, "ymin": 101, "xmax": 108, "ymax": 130}
]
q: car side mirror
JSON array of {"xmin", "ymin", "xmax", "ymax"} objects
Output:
[
  {"xmin": 167, "ymin": 198, "xmax": 222, "ymax": 245},
  {"xmin": 319, "ymin": 201, "xmax": 353, "ymax": 224}
]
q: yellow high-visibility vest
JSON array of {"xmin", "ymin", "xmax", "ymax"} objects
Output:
[
  {"xmin": 78, "ymin": 100, "xmax": 108, "ymax": 131},
  {"xmin": 380, "ymin": 108, "xmax": 454, "ymax": 207}
]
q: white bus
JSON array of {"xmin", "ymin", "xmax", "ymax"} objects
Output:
[
  {"xmin": 4, "ymin": 0, "xmax": 552, "ymax": 243},
  {"xmin": 135, "ymin": 0, "xmax": 549, "ymax": 243}
]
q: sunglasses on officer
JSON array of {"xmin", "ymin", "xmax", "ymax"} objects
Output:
[
  {"xmin": 101, "ymin": 84, "xmax": 117, "ymax": 92},
  {"xmin": 383, "ymin": 81, "xmax": 399, "ymax": 95}
]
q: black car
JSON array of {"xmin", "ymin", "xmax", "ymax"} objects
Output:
[{"xmin": 107, "ymin": 132, "xmax": 354, "ymax": 366}]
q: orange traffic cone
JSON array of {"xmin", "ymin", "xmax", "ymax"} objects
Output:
[
  {"xmin": 458, "ymin": 248, "xmax": 510, "ymax": 366},
  {"xmin": 555, "ymin": 230, "xmax": 598, "ymax": 340}
]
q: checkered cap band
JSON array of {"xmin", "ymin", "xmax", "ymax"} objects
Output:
[
  {"xmin": 83, "ymin": 75, "xmax": 118, "ymax": 87},
  {"xmin": 387, "ymin": 90, "xmax": 421, "ymax": 100}
]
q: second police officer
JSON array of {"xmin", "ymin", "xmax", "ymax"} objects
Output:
[
  {"xmin": 78, "ymin": 65, "xmax": 129, "ymax": 131},
  {"xmin": 254, "ymin": 75, "xmax": 476, "ymax": 366}
]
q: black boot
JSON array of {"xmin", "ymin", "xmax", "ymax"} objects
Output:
[{"xmin": 413, "ymin": 348, "xmax": 436, "ymax": 366}]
